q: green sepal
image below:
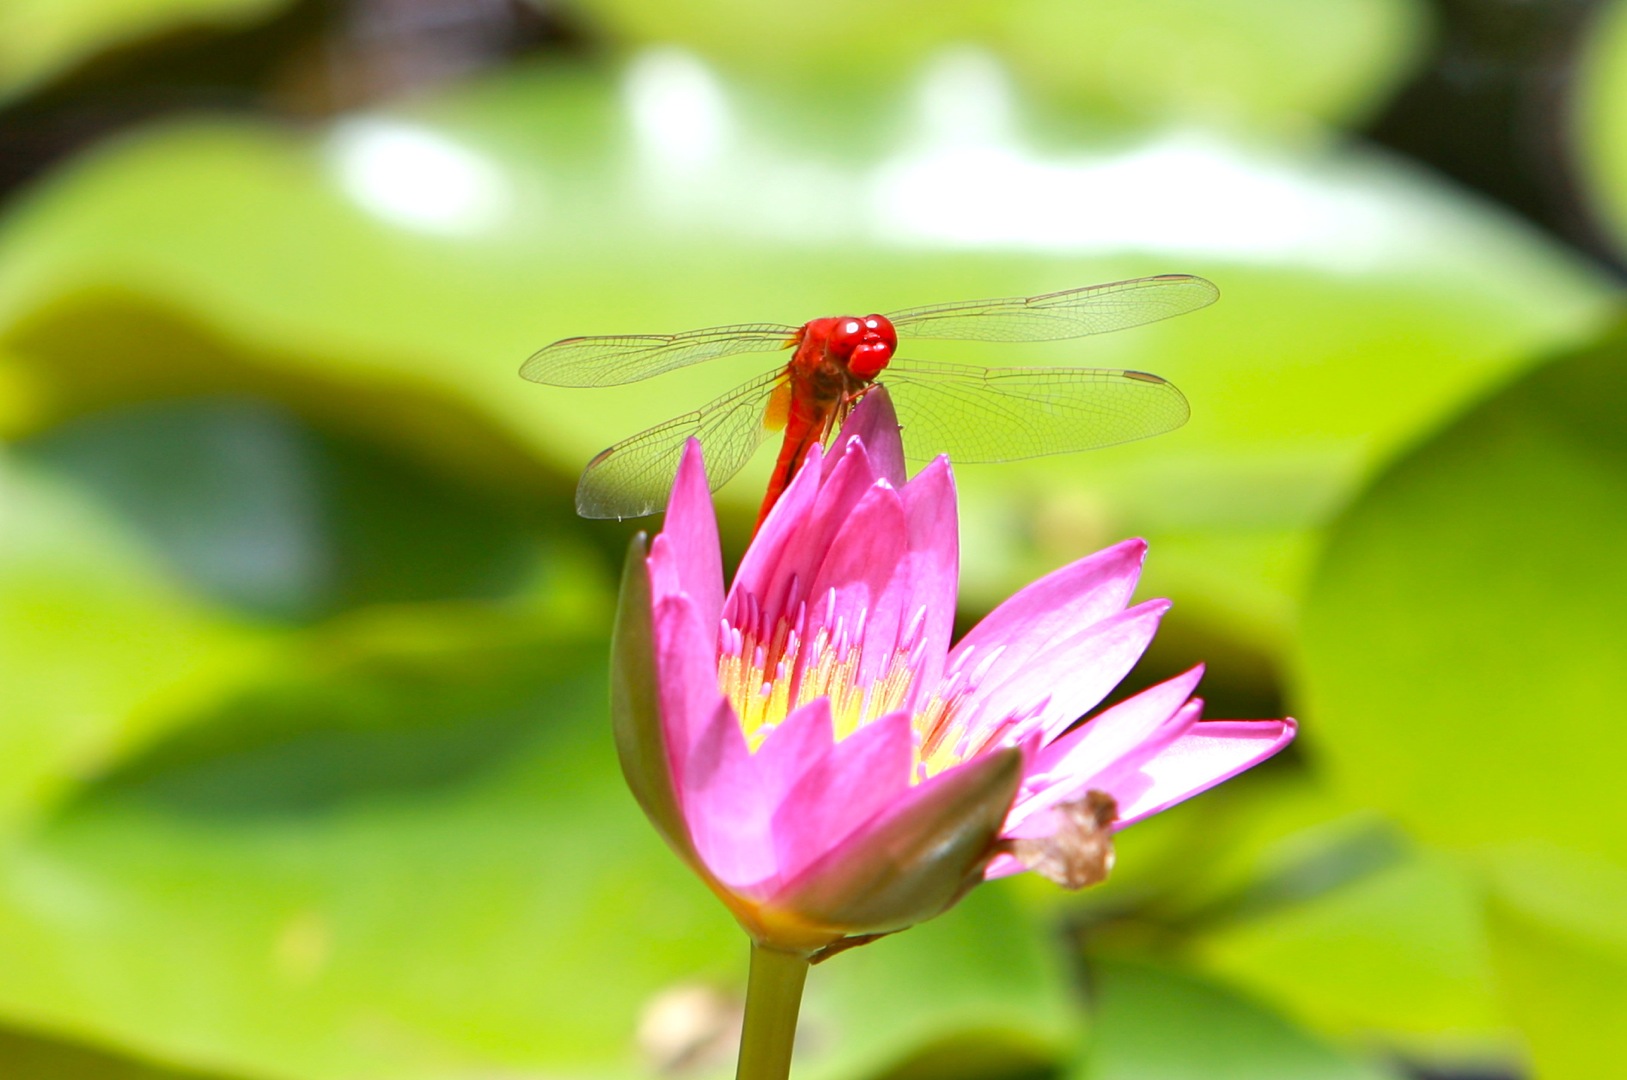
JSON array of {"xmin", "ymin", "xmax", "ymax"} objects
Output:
[
  {"xmin": 774, "ymin": 747, "xmax": 1024, "ymax": 935},
  {"xmin": 609, "ymin": 532, "xmax": 698, "ymax": 868}
]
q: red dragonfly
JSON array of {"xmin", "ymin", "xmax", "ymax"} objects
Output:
[{"xmin": 521, "ymin": 274, "xmax": 1216, "ymax": 525}]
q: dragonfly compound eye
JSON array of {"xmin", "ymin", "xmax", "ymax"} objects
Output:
[
  {"xmin": 863, "ymin": 314, "xmax": 898, "ymax": 351},
  {"xmin": 830, "ymin": 318, "xmax": 866, "ymax": 356},
  {"xmin": 848, "ymin": 340, "xmax": 892, "ymax": 380}
]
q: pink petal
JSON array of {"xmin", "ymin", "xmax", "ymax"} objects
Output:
[
  {"xmin": 999, "ymin": 667, "xmax": 1204, "ymax": 836},
  {"xmin": 1115, "ymin": 717, "xmax": 1297, "ymax": 827},
  {"xmin": 983, "ymin": 853, "xmax": 1025, "ymax": 880},
  {"xmin": 982, "ymin": 692, "xmax": 1236, "ymax": 878},
  {"xmin": 1061, "ymin": 698, "xmax": 1204, "ymax": 817},
  {"xmin": 801, "ymin": 483, "xmax": 910, "ymax": 692},
  {"xmin": 770, "ymin": 744, "xmax": 1024, "ymax": 932},
  {"xmin": 611, "ymin": 537, "xmax": 700, "ymax": 875},
  {"xmin": 651, "ymin": 593, "xmax": 732, "ymax": 800},
  {"xmin": 1032, "ymin": 666, "xmax": 1206, "ymax": 779},
  {"xmin": 728, "ymin": 441, "xmax": 827, "ymax": 608},
  {"xmin": 896, "ymin": 456, "xmax": 959, "ymax": 703},
  {"xmin": 680, "ymin": 695, "xmax": 779, "ymax": 891},
  {"xmin": 824, "ymin": 386, "xmax": 906, "ymax": 488},
  {"xmin": 771, "ymin": 711, "xmax": 915, "ymax": 883},
  {"xmin": 945, "ymin": 539, "xmax": 1148, "ymax": 698},
  {"xmin": 752, "ymin": 696, "xmax": 838, "ymax": 788},
  {"xmin": 650, "ymin": 439, "xmax": 725, "ymax": 626},
  {"xmin": 953, "ymin": 599, "xmax": 1170, "ymax": 750},
  {"xmin": 730, "ymin": 440, "xmax": 885, "ymax": 634}
]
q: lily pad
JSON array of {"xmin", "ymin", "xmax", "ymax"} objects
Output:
[
  {"xmin": 1296, "ymin": 327, "xmax": 1627, "ymax": 868},
  {"xmin": 0, "ymin": 0, "xmax": 291, "ymax": 104},
  {"xmin": 0, "ymin": 384, "xmax": 606, "ymax": 836},
  {"xmin": 1189, "ymin": 850, "xmax": 1508, "ymax": 1059},
  {"xmin": 806, "ymin": 883, "xmax": 1077, "ymax": 1080},
  {"xmin": 1482, "ymin": 846, "xmax": 1627, "ymax": 1080},
  {"xmin": 566, "ymin": 0, "xmax": 1429, "ymax": 133},
  {"xmin": 1072, "ymin": 957, "xmax": 1398, "ymax": 1080},
  {"xmin": 0, "ymin": 1022, "xmax": 247, "ymax": 1080},
  {"xmin": 20, "ymin": 397, "xmax": 564, "ymax": 622},
  {"xmin": 1295, "ymin": 326, "xmax": 1627, "ymax": 1073},
  {"xmin": 0, "ymin": 455, "xmax": 270, "ymax": 834},
  {"xmin": 1573, "ymin": 0, "xmax": 1627, "ymax": 257}
]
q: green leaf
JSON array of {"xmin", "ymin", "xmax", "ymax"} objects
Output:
[
  {"xmin": 1486, "ymin": 910, "xmax": 1627, "ymax": 1080},
  {"xmin": 1025, "ymin": 764, "xmax": 1508, "ymax": 1061},
  {"xmin": 1071, "ymin": 957, "xmax": 1398, "ymax": 1080},
  {"xmin": 0, "ymin": 0, "xmax": 291, "ymax": 103},
  {"xmin": 984, "ymin": 0, "xmax": 1428, "ymax": 134},
  {"xmin": 0, "ymin": 456, "xmax": 270, "ymax": 833},
  {"xmin": 1189, "ymin": 849, "xmax": 1508, "ymax": 1056},
  {"xmin": 1295, "ymin": 327, "xmax": 1627, "ymax": 1075},
  {"xmin": 1296, "ymin": 328, "xmax": 1627, "ymax": 869},
  {"xmin": 1574, "ymin": 0, "xmax": 1627, "ymax": 258},
  {"xmin": 0, "ymin": 293, "xmax": 569, "ymax": 532},
  {"xmin": 81, "ymin": 619, "xmax": 604, "ymax": 818},
  {"xmin": 0, "ymin": 391, "xmax": 605, "ymax": 835},
  {"xmin": 567, "ymin": 0, "xmax": 1428, "ymax": 133},
  {"xmin": 807, "ymin": 882, "xmax": 1078, "ymax": 1080},
  {"xmin": 0, "ymin": 1023, "xmax": 247, "ymax": 1080},
  {"xmin": 1482, "ymin": 846, "xmax": 1627, "ymax": 1080},
  {"xmin": 20, "ymin": 398, "xmax": 562, "ymax": 622}
]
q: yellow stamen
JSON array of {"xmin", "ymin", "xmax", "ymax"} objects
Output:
[{"xmin": 718, "ymin": 608, "xmax": 923, "ymax": 754}]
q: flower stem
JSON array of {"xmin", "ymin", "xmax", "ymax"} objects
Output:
[{"xmin": 735, "ymin": 942, "xmax": 809, "ymax": 1080}]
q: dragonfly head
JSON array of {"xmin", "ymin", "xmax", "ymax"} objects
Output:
[{"xmin": 829, "ymin": 314, "xmax": 897, "ymax": 381}]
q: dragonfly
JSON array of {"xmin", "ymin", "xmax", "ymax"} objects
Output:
[{"xmin": 521, "ymin": 274, "xmax": 1217, "ymax": 526}]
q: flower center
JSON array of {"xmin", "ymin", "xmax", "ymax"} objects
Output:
[
  {"xmin": 717, "ymin": 584, "xmax": 928, "ymax": 748},
  {"xmin": 715, "ymin": 584, "xmax": 1047, "ymax": 779}
]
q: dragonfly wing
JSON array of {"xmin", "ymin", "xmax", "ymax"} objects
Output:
[
  {"xmin": 575, "ymin": 368, "xmax": 788, "ymax": 519},
  {"xmin": 881, "ymin": 358, "xmax": 1190, "ymax": 463},
  {"xmin": 885, "ymin": 274, "xmax": 1217, "ymax": 343},
  {"xmin": 521, "ymin": 323, "xmax": 800, "ymax": 387}
]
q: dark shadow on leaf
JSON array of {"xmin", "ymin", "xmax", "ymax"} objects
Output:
[
  {"xmin": 0, "ymin": 1022, "xmax": 246, "ymax": 1080},
  {"xmin": 20, "ymin": 395, "xmax": 558, "ymax": 622},
  {"xmin": 70, "ymin": 634, "xmax": 603, "ymax": 819}
]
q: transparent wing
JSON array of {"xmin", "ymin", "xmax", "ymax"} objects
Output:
[
  {"xmin": 885, "ymin": 274, "xmax": 1217, "ymax": 343},
  {"xmin": 881, "ymin": 358, "xmax": 1189, "ymax": 463},
  {"xmin": 521, "ymin": 323, "xmax": 799, "ymax": 387},
  {"xmin": 575, "ymin": 368, "xmax": 788, "ymax": 519}
]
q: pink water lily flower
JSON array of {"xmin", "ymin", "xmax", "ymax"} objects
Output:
[{"xmin": 612, "ymin": 388, "xmax": 1294, "ymax": 957}]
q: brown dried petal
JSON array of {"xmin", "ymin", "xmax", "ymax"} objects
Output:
[{"xmin": 1009, "ymin": 790, "xmax": 1118, "ymax": 889}]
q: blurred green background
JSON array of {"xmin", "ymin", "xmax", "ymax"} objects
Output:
[{"xmin": 2, "ymin": 1, "xmax": 1625, "ymax": 1078}]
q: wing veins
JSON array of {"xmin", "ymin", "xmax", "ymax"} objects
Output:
[
  {"xmin": 881, "ymin": 358, "xmax": 1189, "ymax": 463},
  {"xmin": 574, "ymin": 368, "xmax": 788, "ymax": 519},
  {"xmin": 521, "ymin": 322, "xmax": 798, "ymax": 387},
  {"xmin": 885, "ymin": 274, "xmax": 1217, "ymax": 343}
]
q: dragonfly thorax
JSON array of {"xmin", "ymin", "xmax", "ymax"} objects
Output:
[{"xmin": 807, "ymin": 314, "xmax": 898, "ymax": 382}]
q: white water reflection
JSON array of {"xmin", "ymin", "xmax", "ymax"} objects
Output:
[
  {"xmin": 616, "ymin": 46, "xmax": 1412, "ymax": 270},
  {"xmin": 624, "ymin": 47, "xmax": 733, "ymax": 179},
  {"xmin": 327, "ymin": 117, "xmax": 512, "ymax": 235},
  {"xmin": 868, "ymin": 131, "xmax": 1400, "ymax": 269},
  {"xmin": 913, "ymin": 46, "xmax": 1019, "ymax": 148},
  {"xmin": 872, "ymin": 46, "xmax": 1398, "ymax": 268}
]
